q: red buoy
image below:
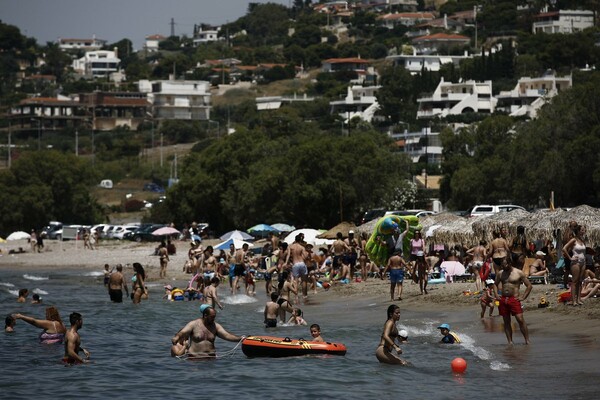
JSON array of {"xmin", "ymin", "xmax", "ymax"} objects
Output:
[{"xmin": 451, "ymin": 357, "xmax": 467, "ymax": 374}]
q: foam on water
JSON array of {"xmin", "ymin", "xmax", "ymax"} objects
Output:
[
  {"xmin": 8, "ymin": 289, "xmax": 18, "ymax": 297},
  {"xmin": 0, "ymin": 282, "xmax": 15, "ymax": 287},
  {"xmin": 82, "ymin": 271, "xmax": 104, "ymax": 277},
  {"xmin": 32, "ymin": 288, "xmax": 49, "ymax": 295},
  {"xmin": 222, "ymin": 294, "xmax": 258, "ymax": 305},
  {"xmin": 23, "ymin": 274, "xmax": 49, "ymax": 281},
  {"xmin": 490, "ymin": 360, "xmax": 511, "ymax": 371}
]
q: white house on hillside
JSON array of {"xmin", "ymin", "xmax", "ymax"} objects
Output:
[
  {"xmin": 139, "ymin": 79, "xmax": 211, "ymax": 121},
  {"xmin": 417, "ymin": 78, "xmax": 495, "ymax": 119},
  {"xmin": 72, "ymin": 50, "xmax": 120, "ymax": 78},
  {"xmin": 387, "ymin": 50, "xmax": 472, "ymax": 74},
  {"xmin": 58, "ymin": 36, "xmax": 106, "ymax": 51},
  {"xmin": 496, "ymin": 73, "xmax": 572, "ymax": 119},
  {"xmin": 532, "ymin": 9, "xmax": 594, "ymax": 34},
  {"xmin": 193, "ymin": 24, "xmax": 221, "ymax": 46},
  {"xmin": 145, "ymin": 34, "xmax": 166, "ymax": 52},
  {"xmin": 330, "ymin": 85, "xmax": 381, "ymax": 123}
]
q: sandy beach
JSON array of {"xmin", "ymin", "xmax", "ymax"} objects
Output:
[{"xmin": 2, "ymin": 237, "xmax": 599, "ymax": 340}]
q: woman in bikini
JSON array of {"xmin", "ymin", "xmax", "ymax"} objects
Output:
[
  {"xmin": 488, "ymin": 230, "xmax": 510, "ymax": 277},
  {"xmin": 131, "ymin": 262, "xmax": 147, "ymax": 304},
  {"xmin": 563, "ymin": 224, "xmax": 587, "ymax": 306},
  {"xmin": 276, "ymin": 271, "xmax": 295, "ymax": 323},
  {"xmin": 14, "ymin": 306, "xmax": 67, "ymax": 344},
  {"xmin": 375, "ymin": 304, "xmax": 407, "ymax": 365}
]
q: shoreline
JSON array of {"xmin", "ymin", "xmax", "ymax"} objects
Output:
[{"xmin": 2, "ymin": 238, "xmax": 600, "ymax": 342}]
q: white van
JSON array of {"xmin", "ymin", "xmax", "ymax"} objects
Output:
[
  {"xmin": 469, "ymin": 204, "xmax": 525, "ymax": 217},
  {"xmin": 99, "ymin": 179, "xmax": 113, "ymax": 189}
]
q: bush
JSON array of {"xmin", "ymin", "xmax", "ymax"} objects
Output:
[{"xmin": 124, "ymin": 199, "xmax": 145, "ymax": 212}]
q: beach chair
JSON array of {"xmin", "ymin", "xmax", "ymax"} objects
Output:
[{"xmin": 523, "ymin": 257, "xmax": 547, "ymax": 284}]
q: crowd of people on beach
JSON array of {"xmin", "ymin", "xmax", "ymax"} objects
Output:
[{"xmin": 6, "ymin": 216, "xmax": 600, "ymax": 366}]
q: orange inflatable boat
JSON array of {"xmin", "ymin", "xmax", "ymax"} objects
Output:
[{"xmin": 241, "ymin": 335, "xmax": 347, "ymax": 358}]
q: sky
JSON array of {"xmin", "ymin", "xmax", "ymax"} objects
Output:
[{"xmin": 1, "ymin": 0, "xmax": 291, "ymax": 50}]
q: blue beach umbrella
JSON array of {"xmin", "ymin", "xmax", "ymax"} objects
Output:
[
  {"xmin": 219, "ymin": 230, "xmax": 254, "ymax": 241},
  {"xmin": 271, "ymin": 223, "xmax": 295, "ymax": 232},
  {"xmin": 247, "ymin": 224, "xmax": 279, "ymax": 238}
]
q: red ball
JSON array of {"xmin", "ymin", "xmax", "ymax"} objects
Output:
[{"xmin": 451, "ymin": 357, "xmax": 467, "ymax": 374}]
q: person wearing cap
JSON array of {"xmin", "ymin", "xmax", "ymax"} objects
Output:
[
  {"xmin": 480, "ymin": 279, "xmax": 496, "ymax": 318},
  {"xmin": 437, "ymin": 323, "xmax": 461, "ymax": 344},
  {"xmin": 528, "ymin": 251, "xmax": 548, "ymax": 278},
  {"xmin": 108, "ymin": 264, "xmax": 128, "ymax": 303},
  {"xmin": 493, "ymin": 257, "xmax": 532, "ymax": 344},
  {"xmin": 414, "ymin": 250, "xmax": 429, "ymax": 295},
  {"xmin": 171, "ymin": 305, "xmax": 245, "ymax": 358}
]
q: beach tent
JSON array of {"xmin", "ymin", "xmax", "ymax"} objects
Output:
[
  {"xmin": 215, "ymin": 238, "xmax": 254, "ymax": 251},
  {"xmin": 283, "ymin": 229, "xmax": 332, "ymax": 247},
  {"xmin": 219, "ymin": 230, "xmax": 254, "ymax": 241},
  {"xmin": 7, "ymin": 231, "xmax": 31, "ymax": 241},
  {"xmin": 317, "ymin": 221, "xmax": 357, "ymax": 239}
]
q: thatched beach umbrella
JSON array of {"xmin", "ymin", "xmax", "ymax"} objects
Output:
[
  {"xmin": 419, "ymin": 212, "xmax": 463, "ymax": 233},
  {"xmin": 317, "ymin": 221, "xmax": 357, "ymax": 239},
  {"xmin": 522, "ymin": 208, "xmax": 569, "ymax": 243},
  {"xmin": 471, "ymin": 209, "xmax": 531, "ymax": 243},
  {"xmin": 429, "ymin": 218, "xmax": 478, "ymax": 247},
  {"xmin": 356, "ymin": 218, "xmax": 379, "ymax": 236},
  {"xmin": 554, "ymin": 205, "xmax": 600, "ymax": 247}
]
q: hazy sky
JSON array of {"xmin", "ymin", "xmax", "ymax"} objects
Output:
[{"xmin": 1, "ymin": 0, "xmax": 290, "ymax": 49}]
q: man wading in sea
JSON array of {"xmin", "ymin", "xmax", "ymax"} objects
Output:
[{"xmin": 171, "ymin": 306, "xmax": 244, "ymax": 358}]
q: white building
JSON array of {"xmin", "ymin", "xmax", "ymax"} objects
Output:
[
  {"xmin": 139, "ymin": 79, "xmax": 211, "ymax": 121},
  {"xmin": 145, "ymin": 34, "xmax": 166, "ymax": 52},
  {"xmin": 387, "ymin": 50, "xmax": 472, "ymax": 74},
  {"xmin": 72, "ymin": 50, "xmax": 120, "ymax": 78},
  {"xmin": 58, "ymin": 36, "xmax": 107, "ymax": 51},
  {"xmin": 390, "ymin": 126, "xmax": 442, "ymax": 165},
  {"xmin": 256, "ymin": 93, "xmax": 316, "ymax": 111},
  {"xmin": 532, "ymin": 9, "xmax": 594, "ymax": 34},
  {"xmin": 496, "ymin": 73, "xmax": 572, "ymax": 119},
  {"xmin": 417, "ymin": 78, "xmax": 496, "ymax": 119},
  {"xmin": 330, "ymin": 85, "xmax": 381, "ymax": 122},
  {"xmin": 193, "ymin": 25, "xmax": 221, "ymax": 46},
  {"xmin": 378, "ymin": 12, "xmax": 435, "ymax": 29}
]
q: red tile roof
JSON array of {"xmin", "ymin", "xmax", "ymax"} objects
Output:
[
  {"xmin": 146, "ymin": 34, "xmax": 166, "ymax": 40},
  {"xmin": 413, "ymin": 33, "xmax": 470, "ymax": 42}
]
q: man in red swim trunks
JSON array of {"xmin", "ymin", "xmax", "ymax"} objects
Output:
[{"xmin": 493, "ymin": 258, "xmax": 532, "ymax": 345}]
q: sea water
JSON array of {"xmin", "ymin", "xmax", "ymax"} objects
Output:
[{"xmin": 0, "ymin": 267, "xmax": 599, "ymax": 399}]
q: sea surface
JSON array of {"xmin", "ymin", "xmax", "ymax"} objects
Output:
[{"xmin": 1, "ymin": 266, "xmax": 599, "ymax": 400}]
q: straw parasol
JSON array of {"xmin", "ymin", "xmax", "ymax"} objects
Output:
[
  {"xmin": 419, "ymin": 212, "xmax": 464, "ymax": 233},
  {"xmin": 356, "ymin": 218, "xmax": 379, "ymax": 236},
  {"xmin": 553, "ymin": 205, "xmax": 600, "ymax": 247},
  {"xmin": 317, "ymin": 221, "xmax": 357, "ymax": 239},
  {"xmin": 471, "ymin": 209, "xmax": 531, "ymax": 243},
  {"xmin": 428, "ymin": 218, "xmax": 478, "ymax": 247}
]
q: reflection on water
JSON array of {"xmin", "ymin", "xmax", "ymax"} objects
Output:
[{"xmin": 0, "ymin": 266, "xmax": 599, "ymax": 399}]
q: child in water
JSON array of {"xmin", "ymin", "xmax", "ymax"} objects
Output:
[
  {"xmin": 310, "ymin": 324, "xmax": 324, "ymax": 342},
  {"xmin": 480, "ymin": 279, "xmax": 495, "ymax": 318},
  {"xmin": 438, "ymin": 323, "xmax": 461, "ymax": 344},
  {"xmin": 288, "ymin": 308, "xmax": 307, "ymax": 326}
]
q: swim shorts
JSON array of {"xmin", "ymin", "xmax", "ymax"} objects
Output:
[
  {"xmin": 292, "ymin": 262, "xmax": 308, "ymax": 278},
  {"xmin": 265, "ymin": 318, "xmax": 277, "ymax": 328},
  {"xmin": 109, "ymin": 288, "xmax": 123, "ymax": 303},
  {"xmin": 389, "ymin": 268, "xmax": 405, "ymax": 284},
  {"xmin": 498, "ymin": 296, "xmax": 523, "ymax": 316},
  {"xmin": 234, "ymin": 264, "xmax": 246, "ymax": 277},
  {"xmin": 492, "ymin": 257, "xmax": 504, "ymax": 266}
]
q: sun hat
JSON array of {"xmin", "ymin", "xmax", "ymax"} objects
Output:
[
  {"xmin": 349, "ymin": 230, "xmax": 354, "ymax": 234},
  {"xmin": 485, "ymin": 279, "xmax": 495, "ymax": 286},
  {"xmin": 164, "ymin": 284, "xmax": 173, "ymax": 290},
  {"xmin": 437, "ymin": 323, "xmax": 450, "ymax": 330},
  {"xmin": 399, "ymin": 329, "xmax": 408, "ymax": 339}
]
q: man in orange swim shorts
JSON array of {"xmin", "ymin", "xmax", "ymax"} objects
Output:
[{"xmin": 493, "ymin": 258, "xmax": 532, "ymax": 345}]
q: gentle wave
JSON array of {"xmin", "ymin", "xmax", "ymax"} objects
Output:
[
  {"xmin": 490, "ymin": 360, "xmax": 511, "ymax": 371},
  {"xmin": 23, "ymin": 274, "xmax": 49, "ymax": 281},
  {"xmin": 222, "ymin": 294, "xmax": 258, "ymax": 305},
  {"xmin": 0, "ymin": 282, "xmax": 15, "ymax": 287},
  {"xmin": 32, "ymin": 288, "xmax": 49, "ymax": 295},
  {"xmin": 82, "ymin": 271, "xmax": 104, "ymax": 277}
]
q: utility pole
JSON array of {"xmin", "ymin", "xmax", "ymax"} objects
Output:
[
  {"xmin": 170, "ymin": 17, "xmax": 175, "ymax": 37},
  {"xmin": 7, "ymin": 121, "xmax": 11, "ymax": 168}
]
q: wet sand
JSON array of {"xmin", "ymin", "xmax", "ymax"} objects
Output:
[{"xmin": 2, "ymin": 237, "xmax": 600, "ymax": 340}]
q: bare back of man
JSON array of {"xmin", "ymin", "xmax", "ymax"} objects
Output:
[{"xmin": 288, "ymin": 242, "xmax": 309, "ymax": 301}]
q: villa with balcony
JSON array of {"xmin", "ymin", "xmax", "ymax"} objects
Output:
[
  {"xmin": 496, "ymin": 73, "xmax": 572, "ymax": 119},
  {"xmin": 417, "ymin": 78, "xmax": 496, "ymax": 119},
  {"xmin": 58, "ymin": 36, "xmax": 107, "ymax": 51},
  {"xmin": 139, "ymin": 80, "xmax": 211, "ymax": 121},
  {"xmin": 73, "ymin": 50, "xmax": 121, "ymax": 78},
  {"xmin": 329, "ymin": 85, "xmax": 381, "ymax": 122},
  {"xmin": 532, "ymin": 9, "xmax": 594, "ymax": 34}
]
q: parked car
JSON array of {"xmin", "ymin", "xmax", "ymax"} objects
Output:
[
  {"xmin": 359, "ymin": 208, "xmax": 386, "ymax": 225},
  {"xmin": 143, "ymin": 183, "xmax": 165, "ymax": 193},
  {"xmin": 469, "ymin": 204, "xmax": 526, "ymax": 218},
  {"xmin": 126, "ymin": 224, "xmax": 166, "ymax": 242},
  {"xmin": 113, "ymin": 225, "xmax": 139, "ymax": 240},
  {"xmin": 41, "ymin": 221, "xmax": 63, "ymax": 239}
]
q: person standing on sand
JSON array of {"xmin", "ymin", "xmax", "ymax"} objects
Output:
[
  {"xmin": 493, "ymin": 258, "xmax": 532, "ymax": 345},
  {"xmin": 466, "ymin": 240, "xmax": 487, "ymax": 291},
  {"xmin": 487, "ymin": 230, "xmax": 510, "ymax": 278},
  {"xmin": 331, "ymin": 232, "xmax": 351, "ymax": 278},
  {"xmin": 108, "ymin": 264, "xmax": 129, "ymax": 303},
  {"xmin": 375, "ymin": 305, "xmax": 407, "ymax": 365},
  {"xmin": 344, "ymin": 230, "xmax": 359, "ymax": 279},
  {"xmin": 63, "ymin": 312, "xmax": 90, "ymax": 365},
  {"xmin": 562, "ymin": 224, "xmax": 587, "ymax": 306},
  {"xmin": 158, "ymin": 241, "xmax": 170, "ymax": 279},
  {"xmin": 381, "ymin": 252, "xmax": 408, "ymax": 301}
]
